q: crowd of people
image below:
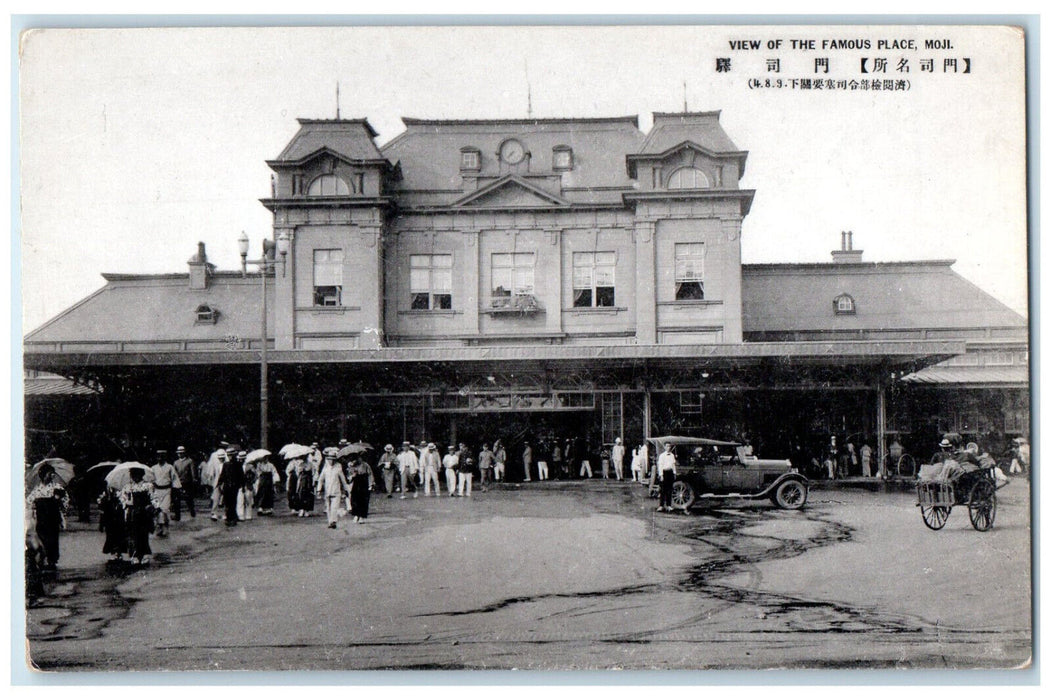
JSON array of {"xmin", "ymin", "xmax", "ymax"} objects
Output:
[
  {"xmin": 25, "ymin": 433, "xmax": 656, "ymax": 575},
  {"xmin": 25, "ymin": 429, "xmax": 1031, "ymax": 581}
]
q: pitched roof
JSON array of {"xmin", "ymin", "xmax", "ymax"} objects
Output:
[
  {"xmin": 25, "ymin": 274, "xmax": 271, "ymax": 345},
  {"xmin": 741, "ymin": 261, "xmax": 1027, "ymax": 333},
  {"xmin": 272, "ymin": 119, "xmax": 385, "ymax": 164},
  {"xmin": 635, "ymin": 112, "xmax": 743, "ymax": 156},
  {"xmin": 900, "ymin": 365, "xmax": 1028, "ymax": 387},
  {"xmin": 24, "ymin": 375, "xmax": 100, "ymax": 396},
  {"xmin": 380, "ymin": 116, "xmax": 645, "ymax": 204}
]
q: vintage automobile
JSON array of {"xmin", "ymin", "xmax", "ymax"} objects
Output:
[{"xmin": 646, "ymin": 435, "xmax": 808, "ymax": 511}]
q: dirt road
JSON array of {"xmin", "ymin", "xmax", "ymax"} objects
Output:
[{"xmin": 24, "ymin": 478, "xmax": 1031, "ymax": 671}]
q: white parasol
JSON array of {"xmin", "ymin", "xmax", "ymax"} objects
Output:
[{"xmin": 105, "ymin": 462, "xmax": 156, "ymax": 490}]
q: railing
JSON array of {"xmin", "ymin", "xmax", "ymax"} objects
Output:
[{"xmin": 484, "ymin": 294, "xmax": 544, "ymax": 316}]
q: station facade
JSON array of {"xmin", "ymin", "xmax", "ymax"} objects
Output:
[{"xmin": 24, "ymin": 112, "xmax": 1028, "ymax": 476}]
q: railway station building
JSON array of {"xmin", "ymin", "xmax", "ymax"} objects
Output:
[{"xmin": 23, "ymin": 112, "xmax": 1029, "ymax": 476}]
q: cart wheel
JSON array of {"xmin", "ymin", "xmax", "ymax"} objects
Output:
[
  {"xmin": 671, "ymin": 481, "xmax": 695, "ymax": 511},
  {"xmin": 897, "ymin": 454, "xmax": 917, "ymax": 478},
  {"xmin": 921, "ymin": 504, "xmax": 950, "ymax": 530},
  {"xmin": 967, "ymin": 479, "xmax": 997, "ymax": 531}
]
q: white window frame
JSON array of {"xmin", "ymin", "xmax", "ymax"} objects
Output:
[
  {"xmin": 834, "ymin": 293, "xmax": 856, "ymax": 315},
  {"xmin": 491, "ymin": 252, "xmax": 536, "ymax": 299},
  {"xmin": 674, "ymin": 243, "xmax": 705, "ymax": 300},
  {"xmin": 667, "ymin": 167, "xmax": 710, "ymax": 189},
  {"xmin": 572, "ymin": 251, "xmax": 616, "ymax": 307},
  {"xmin": 409, "ymin": 254, "xmax": 453, "ymax": 310},
  {"xmin": 313, "ymin": 249, "xmax": 344, "ymax": 306},
  {"xmin": 460, "ymin": 149, "xmax": 480, "ymax": 171},
  {"xmin": 307, "ymin": 174, "xmax": 350, "ymax": 196}
]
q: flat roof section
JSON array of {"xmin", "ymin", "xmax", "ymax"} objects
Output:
[{"xmin": 25, "ymin": 339, "xmax": 965, "ymax": 371}]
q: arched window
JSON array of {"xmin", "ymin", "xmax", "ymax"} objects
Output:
[
  {"xmin": 307, "ymin": 174, "xmax": 351, "ymax": 196},
  {"xmin": 667, "ymin": 167, "xmax": 710, "ymax": 189},
  {"xmin": 833, "ymin": 294, "xmax": 856, "ymax": 315},
  {"xmin": 195, "ymin": 304, "xmax": 219, "ymax": 324}
]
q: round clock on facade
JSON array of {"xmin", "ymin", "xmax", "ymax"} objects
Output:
[{"xmin": 499, "ymin": 139, "xmax": 526, "ymax": 164}]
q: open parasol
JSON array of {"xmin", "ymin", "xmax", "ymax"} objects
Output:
[
  {"xmin": 245, "ymin": 448, "xmax": 272, "ymax": 463},
  {"xmin": 280, "ymin": 443, "xmax": 313, "ymax": 460},
  {"xmin": 105, "ymin": 462, "xmax": 156, "ymax": 490},
  {"xmin": 337, "ymin": 442, "xmax": 373, "ymax": 459},
  {"xmin": 86, "ymin": 461, "xmax": 122, "ymax": 476},
  {"xmin": 26, "ymin": 458, "xmax": 75, "ymax": 490}
]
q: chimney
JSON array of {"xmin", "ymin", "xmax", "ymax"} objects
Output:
[
  {"xmin": 188, "ymin": 242, "xmax": 212, "ymax": 290},
  {"xmin": 831, "ymin": 231, "xmax": 864, "ymax": 263}
]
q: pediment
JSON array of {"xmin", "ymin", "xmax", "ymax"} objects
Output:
[
  {"xmin": 653, "ymin": 141, "xmax": 727, "ymax": 163},
  {"xmin": 267, "ymin": 146, "xmax": 386, "ymax": 169},
  {"xmin": 453, "ymin": 175, "xmax": 568, "ymax": 208}
]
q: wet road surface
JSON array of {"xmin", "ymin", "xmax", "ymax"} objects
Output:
[{"xmin": 25, "ymin": 479, "xmax": 1031, "ymax": 671}]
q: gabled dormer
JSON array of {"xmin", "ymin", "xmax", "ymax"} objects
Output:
[
  {"xmin": 262, "ymin": 119, "xmax": 399, "ymax": 206},
  {"xmin": 626, "ymin": 111, "xmax": 749, "ymax": 192}
]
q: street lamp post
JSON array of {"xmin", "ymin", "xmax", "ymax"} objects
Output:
[{"xmin": 239, "ymin": 231, "xmax": 290, "ymax": 450}]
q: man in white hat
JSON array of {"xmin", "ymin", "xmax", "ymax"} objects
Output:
[
  {"xmin": 443, "ymin": 444, "xmax": 460, "ymax": 495},
  {"xmin": 152, "ymin": 449, "xmax": 181, "ymax": 537},
  {"xmin": 611, "ymin": 437, "xmax": 626, "ymax": 481},
  {"xmin": 420, "ymin": 442, "xmax": 442, "ymax": 496},
  {"xmin": 315, "ymin": 447, "xmax": 349, "ymax": 528},
  {"xmin": 396, "ymin": 442, "xmax": 419, "ymax": 499},
  {"xmin": 378, "ymin": 444, "xmax": 398, "ymax": 497},
  {"xmin": 932, "ymin": 437, "xmax": 955, "ymax": 465}
]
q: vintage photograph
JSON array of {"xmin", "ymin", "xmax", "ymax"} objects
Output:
[{"xmin": 18, "ymin": 24, "xmax": 1030, "ymax": 673}]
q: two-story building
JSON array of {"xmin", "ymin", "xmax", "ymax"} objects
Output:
[{"xmin": 24, "ymin": 111, "xmax": 1027, "ymax": 474}]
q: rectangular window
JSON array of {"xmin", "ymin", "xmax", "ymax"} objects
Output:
[
  {"xmin": 984, "ymin": 351, "xmax": 1014, "ymax": 366},
  {"xmin": 491, "ymin": 252, "xmax": 535, "ymax": 304},
  {"xmin": 674, "ymin": 242, "xmax": 705, "ymax": 300},
  {"xmin": 313, "ymin": 249, "xmax": 344, "ymax": 306},
  {"xmin": 572, "ymin": 251, "xmax": 616, "ymax": 307},
  {"xmin": 461, "ymin": 150, "xmax": 480, "ymax": 170},
  {"xmin": 409, "ymin": 254, "xmax": 453, "ymax": 310}
]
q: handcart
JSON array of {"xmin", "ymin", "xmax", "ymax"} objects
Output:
[{"xmin": 915, "ymin": 460, "xmax": 999, "ymax": 531}]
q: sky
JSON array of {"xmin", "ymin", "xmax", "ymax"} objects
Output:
[{"xmin": 18, "ymin": 24, "xmax": 1029, "ymax": 333}]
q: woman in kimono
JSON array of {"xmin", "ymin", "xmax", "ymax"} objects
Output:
[
  {"xmin": 238, "ymin": 453, "xmax": 256, "ymax": 522},
  {"xmin": 98, "ymin": 486, "xmax": 127, "ymax": 560},
  {"xmin": 295, "ymin": 457, "xmax": 315, "ymax": 517},
  {"xmin": 254, "ymin": 459, "xmax": 280, "ymax": 516},
  {"xmin": 26, "ymin": 465, "xmax": 70, "ymax": 570},
  {"xmin": 120, "ymin": 467, "xmax": 159, "ymax": 565},
  {"xmin": 286, "ymin": 457, "xmax": 302, "ymax": 515},
  {"xmin": 349, "ymin": 457, "xmax": 374, "ymax": 523}
]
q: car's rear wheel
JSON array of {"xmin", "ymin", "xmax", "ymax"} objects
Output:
[
  {"xmin": 671, "ymin": 480, "xmax": 696, "ymax": 511},
  {"xmin": 772, "ymin": 479, "xmax": 807, "ymax": 510}
]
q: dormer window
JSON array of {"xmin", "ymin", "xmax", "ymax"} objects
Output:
[
  {"xmin": 460, "ymin": 147, "xmax": 481, "ymax": 171},
  {"xmin": 667, "ymin": 167, "xmax": 710, "ymax": 189},
  {"xmin": 553, "ymin": 145, "xmax": 573, "ymax": 171},
  {"xmin": 307, "ymin": 174, "xmax": 350, "ymax": 196},
  {"xmin": 834, "ymin": 293, "xmax": 856, "ymax": 315},
  {"xmin": 195, "ymin": 304, "xmax": 219, "ymax": 324}
]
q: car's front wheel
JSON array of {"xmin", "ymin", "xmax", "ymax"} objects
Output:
[
  {"xmin": 772, "ymin": 479, "xmax": 807, "ymax": 510},
  {"xmin": 671, "ymin": 480, "xmax": 696, "ymax": 511}
]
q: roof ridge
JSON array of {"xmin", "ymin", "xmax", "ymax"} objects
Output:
[{"xmin": 400, "ymin": 115, "xmax": 639, "ymax": 127}]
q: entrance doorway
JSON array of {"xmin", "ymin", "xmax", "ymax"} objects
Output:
[{"xmin": 433, "ymin": 409, "xmax": 600, "ymax": 481}]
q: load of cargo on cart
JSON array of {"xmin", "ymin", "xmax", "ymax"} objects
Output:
[{"xmin": 915, "ymin": 445, "xmax": 1006, "ymax": 531}]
